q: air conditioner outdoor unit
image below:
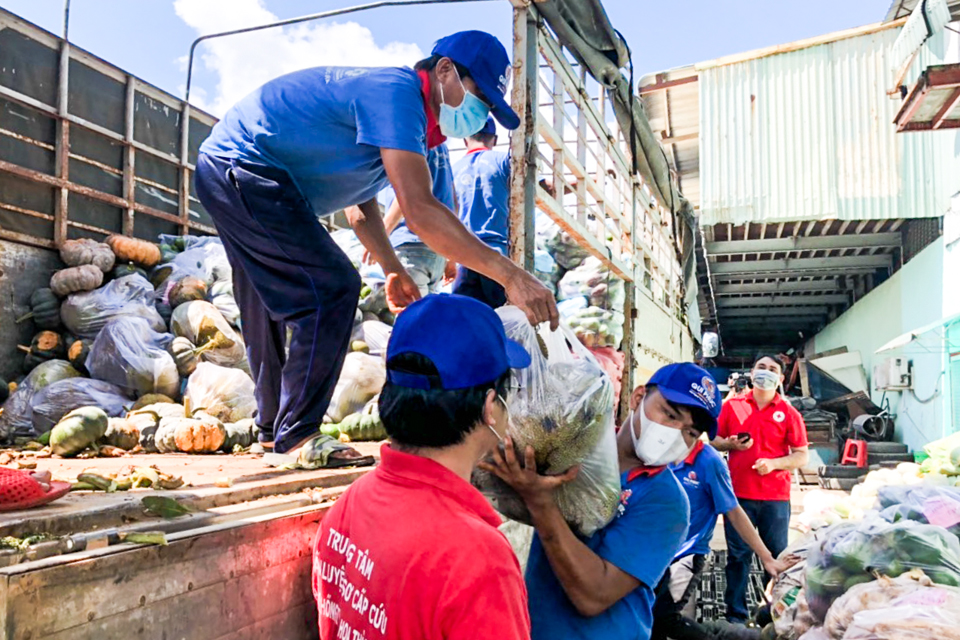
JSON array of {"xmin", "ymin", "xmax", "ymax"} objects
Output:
[{"xmin": 873, "ymin": 357, "xmax": 912, "ymax": 391}]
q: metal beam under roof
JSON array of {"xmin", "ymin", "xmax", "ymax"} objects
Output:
[
  {"xmin": 713, "ymin": 281, "xmax": 839, "ymax": 294},
  {"xmin": 706, "ymin": 233, "xmax": 901, "ymax": 255},
  {"xmin": 715, "ymin": 293, "xmax": 850, "ymax": 308},
  {"xmin": 710, "ymin": 255, "xmax": 892, "ymax": 276},
  {"xmin": 716, "ymin": 306, "xmax": 830, "ymax": 317}
]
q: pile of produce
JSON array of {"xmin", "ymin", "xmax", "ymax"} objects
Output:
[{"xmin": 472, "ymin": 306, "xmax": 619, "ymax": 537}]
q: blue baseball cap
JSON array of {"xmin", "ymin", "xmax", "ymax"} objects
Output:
[
  {"xmin": 648, "ymin": 363, "xmax": 722, "ymax": 439},
  {"xmin": 479, "ymin": 116, "xmax": 497, "ymax": 137},
  {"xmin": 432, "ymin": 31, "xmax": 520, "ymax": 130},
  {"xmin": 386, "ymin": 294, "xmax": 530, "ymax": 390}
]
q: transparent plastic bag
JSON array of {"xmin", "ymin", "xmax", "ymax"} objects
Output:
[
  {"xmin": 184, "ymin": 362, "xmax": 256, "ymax": 423},
  {"xmin": 805, "ymin": 515, "xmax": 960, "ymax": 622},
  {"xmin": 350, "ymin": 321, "xmax": 392, "ymax": 359},
  {"xmin": 472, "ymin": 306, "xmax": 619, "ymax": 537},
  {"xmin": 170, "ymin": 301, "xmax": 247, "ymax": 370},
  {"xmin": 823, "ymin": 571, "xmax": 955, "ymax": 640},
  {"xmin": 61, "ymin": 274, "xmax": 166, "ymax": 339},
  {"xmin": 558, "ymin": 257, "xmax": 626, "ymax": 310},
  {"xmin": 30, "ymin": 378, "xmax": 131, "ymax": 435},
  {"xmin": 0, "ymin": 360, "xmax": 82, "ymax": 441},
  {"xmin": 209, "ymin": 280, "xmax": 240, "ymax": 328},
  {"xmin": 326, "ymin": 353, "xmax": 386, "ymax": 423},
  {"xmin": 843, "ymin": 595, "xmax": 960, "ymax": 639},
  {"xmin": 566, "ymin": 306, "xmax": 625, "ymax": 350},
  {"xmin": 534, "ymin": 250, "xmax": 560, "ymax": 295},
  {"xmin": 877, "ymin": 486, "xmax": 960, "ymax": 535},
  {"xmin": 86, "ymin": 317, "xmax": 179, "ymax": 399},
  {"xmin": 544, "ymin": 224, "xmax": 590, "ymax": 271},
  {"xmin": 160, "ymin": 236, "xmax": 232, "ymax": 286}
]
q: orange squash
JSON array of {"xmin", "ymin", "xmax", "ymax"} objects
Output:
[{"xmin": 106, "ymin": 235, "xmax": 161, "ymax": 268}]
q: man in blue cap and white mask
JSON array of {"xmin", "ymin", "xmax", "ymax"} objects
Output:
[
  {"xmin": 195, "ymin": 31, "xmax": 558, "ymax": 456},
  {"xmin": 484, "ymin": 362, "xmax": 723, "ymax": 640}
]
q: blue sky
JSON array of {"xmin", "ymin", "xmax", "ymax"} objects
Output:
[{"xmin": 2, "ymin": 0, "xmax": 891, "ymax": 116}]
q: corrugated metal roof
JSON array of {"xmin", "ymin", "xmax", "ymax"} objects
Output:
[
  {"xmin": 699, "ymin": 25, "xmax": 960, "ymax": 226},
  {"xmin": 887, "ymin": 0, "xmax": 960, "ymax": 21},
  {"xmin": 891, "ymin": 0, "xmax": 952, "ymax": 74}
]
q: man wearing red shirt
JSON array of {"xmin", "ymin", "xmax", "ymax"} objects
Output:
[
  {"xmin": 712, "ymin": 355, "xmax": 808, "ymax": 623},
  {"xmin": 313, "ymin": 294, "xmax": 532, "ymax": 640}
]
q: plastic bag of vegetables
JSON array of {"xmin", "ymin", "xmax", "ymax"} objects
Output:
[
  {"xmin": 558, "ymin": 257, "xmax": 626, "ymax": 311},
  {"xmin": 566, "ymin": 306, "xmax": 625, "ymax": 350},
  {"xmin": 0, "ymin": 360, "xmax": 82, "ymax": 441},
  {"xmin": 157, "ymin": 236, "xmax": 231, "ymax": 287},
  {"xmin": 30, "ymin": 378, "xmax": 131, "ymax": 435},
  {"xmin": 86, "ymin": 316, "xmax": 179, "ymax": 399},
  {"xmin": 60, "ymin": 274, "xmax": 166, "ymax": 339},
  {"xmin": 823, "ymin": 570, "xmax": 957, "ymax": 640},
  {"xmin": 804, "ymin": 515, "xmax": 960, "ymax": 622},
  {"xmin": 170, "ymin": 301, "xmax": 247, "ymax": 370},
  {"xmin": 534, "ymin": 250, "xmax": 561, "ymax": 295},
  {"xmin": 544, "ymin": 223, "xmax": 590, "ymax": 270},
  {"xmin": 326, "ymin": 353, "xmax": 386, "ymax": 423},
  {"xmin": 472, "ymin": 306, "xmax": 619, "ymax": 537},
  {"xmin": 350, "ymin": 321, "xmax": 392, "ymax": 359},
  {"xmin": 842, "ymin": 591, "xmax": 960, "ymax": 640},
  {"xmin": 184, "ymin": 362, "xmax": 256, "ymax": 423},
  {"xmin": 877, "ymin": 485, "xmax": 960, "ymax": 537}
]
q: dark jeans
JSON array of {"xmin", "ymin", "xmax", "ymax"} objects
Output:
[
  {"xmin": 452, "ymin": 267, "xmax": 506, "ymax": 308},
  {"xmin": 194, "ymin": 154, "xmax": 360, "ymax": 453},
  {"xmin": 723, "ymin": 499, "xmax": 791, "ymax": 622},
  {"xmin": 651, "ymin": 554, "xmax": 708, "ymax": 640}
]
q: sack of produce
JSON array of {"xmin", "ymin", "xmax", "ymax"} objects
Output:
[
  {"xmin": 842, "ymin": 586, "xmax": 960, "ymax": 639},
  {"xmin": 472, "ymin": 306, "xmax": 618, "ymax": 537},
  {"xmin": 544, "ymin": 223, "xmax": 590, "ymax": 270},
  {"xmin": 350, "ymin": 321, "xmax": 392, "ymax": 359},
  {"xmin": 30, "ymin": 378, "xmax": 131, "ymax": 435},
  {"xmin": 170, "ymin": 301, "xmax": 247, "ymax": 370},
  {"xmin": 565, "ymin": 306, "xmax": 625, "ymax": 350},
  {"xmin": 0, "ymin": 360, "xmax": 82, "ymax": 441},
  {"xmin": 804, "ymin": 515, "xmax": 960, "ymax": 622},
  {"xmin": 823, "ymin": 571, "xmax": 956, "ymax": 640},
  {"xmin": 326, "ymin": 352, "xmax": 386, "ymax": 423},
  {"xmin": 61, "ymin": 274, "xmax": 166, "ymax": 339},
  {"xmin": 86, "ymin": 316, "xmax": 179, "ymax": 399},
  {"xmin": 534, "ymin": 250, "xmax": 561, "ymax": 295},
  {"xmin": 770, "ymin": 528, "xmax": 835, "ymax": 640},
  {"xmin": 558, "ymin": 257, "xmax": 626, "ymax": 311},
  {"xmin": 877, "ymin": 485, "xmax": 960, "ymax": 536},
  {"xmin": 157, "ymin": 236, "xmax": 232, "ymax": 287},
  {"xmin": 184, "ymin": 362, "xmax": 256, "ymax": 423},
  {"xmin": 209, "ymin": 280, "xmax": 240, "ymax": 328}
]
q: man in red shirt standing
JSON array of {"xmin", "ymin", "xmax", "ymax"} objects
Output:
[
  {"xmin": 712, "ymin": 355, "xmax": 808, "ymax": 624},
  {"xmin": 313, "ymin": 294, "xmax": 532, "ymax": 640}
]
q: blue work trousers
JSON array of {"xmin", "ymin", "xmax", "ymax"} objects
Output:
[
  {"xmin": 452, "ymin": 267, "xmax": 507, "ymax": 308},
  {"xmin": 194, "ymin": 154, "xmax": 360, "ymax": 453},
  {"xmin": 723, "ymin": 498, "xmax": 790, "ymax": 623}
]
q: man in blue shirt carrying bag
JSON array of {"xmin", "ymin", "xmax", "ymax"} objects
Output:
[
  {"xmin": 195, "ymin": 31, "xmax": 558, "ymax": 455},
  {"xmin": 483, "ymin": 363, "xmax": 722, "ymax": 640}
]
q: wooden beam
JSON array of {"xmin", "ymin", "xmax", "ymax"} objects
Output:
[{"xmin": 639, "ymin": 75, "xmax": 697, "ymax": 94}]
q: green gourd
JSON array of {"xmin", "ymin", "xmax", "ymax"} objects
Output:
[
  {"xmin": 16, "ymin": 288, "xmax": 61, "ymax": 329},
  {"xmin": 110, "ymin": 263, "xmax": 148, "ymax": 280},
  {"xmin": 49, "ymin": 406, "xmax": 108, "ymax": 456},
  {"xmin": 221, "ymin": 418, "xmax": 258, "ymax": 451},
  {"xmin": 67, "ymin": 338, "xmax": 93, "ymax": 372},
  {"xmin": 104, "ymin": 417, "xmax": 141, "ymax": 450},
  {"xmin": 168, "ymin": 337, "xmax": 199, "ymax": 376}
]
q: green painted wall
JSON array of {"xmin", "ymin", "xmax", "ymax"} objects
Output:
[{"xmin": 811, "ymin": 238, "xmax": 947, "ymax": 452}]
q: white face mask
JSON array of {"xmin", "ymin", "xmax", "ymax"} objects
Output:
[
  {"xmin": 630, "ymin": 398, "xmax": 691, "ymax": 467},
  {"xmin": 752, "ymin": 369, "xmax": 780, "ymax": 392},
  {"xmin": 487, "ymin": 394, "xmax": 510, "ymax": 443}
]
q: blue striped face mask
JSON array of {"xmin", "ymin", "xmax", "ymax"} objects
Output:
[{"xmin": 438, "ymin": 67, "xmax": 491, "ymax": 138}]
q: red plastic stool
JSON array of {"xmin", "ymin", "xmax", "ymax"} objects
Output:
[{"xmin": 841, "ymin": 439, "xmax": 868, "ymax": 467}]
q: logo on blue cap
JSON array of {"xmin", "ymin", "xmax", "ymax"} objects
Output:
[{"xmin": 648, "ymin": 363, "xmax": 722, "ymax": 439}]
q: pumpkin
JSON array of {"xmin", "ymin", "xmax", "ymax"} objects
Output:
[
  {"xmin": 155, "ymin": 301, "xmax": 173, "ymax": 327},
  {"xmin": 15, "ymin": 288, "xmax": 61, "ymax": 329},
  {"xmin": 337, "ymin": 410, "xmax": 386, "ymax": 442},
  {"xmin": 49, "ymin": 406, "xmax": 109, "ymax": 456},
  {"xmin": 30, "ymin": 331, "xmax": 66, "ymax": 359},
  {"xmin": 106, "ymin": 235, "xmax": 161, "ymax": 267},
  {"xmin": 59, "ymin": 238, "xmax": 115, "ymax": 272},
  {"xmin": 173, "ymin": 413, "xmax": 225, "ymax": 453},
  {"xmin": 22, "ymin": 352, "xmax": 46, "ymax": 373},
  {"xmin": 104, "ymin": 417, "xmax": 140, "ymax": 450},
  {"xmin": 149, "ymin": 264, "xmax": 174, "ymax": 289},
  {"xmin": 125, "ymin": 409, "xmax": 167, "ymax": 452},
  {"xmin": 67, "ymin": 338, "xmax": 93, "ymax": 372},
  {"xmin": 169, "ymin": 277, "xmax": 208, "ymax": 308},
  {"xmin": 221, "ymin": 418, "xmax": 258, "ymax": 451},
  {"xmin": 154, "ymin": 418, "xmax": 180, "ymax": 453},
  {"xmin": 132, "ymin": 402, "xmax": 186, "ymax": 420},
  {"xmin": 111, "ymin": 263, "xmax": 148, "ymax": 280},
  {"xmin": 169, "ymin": 337, "xmax": 199, "ymax": 377},
  {"xmin": 131, "ymin": 394, "xmax": 176, "ymax": 411},
  {"xmin": 50, "ymin": 265, "xmax": 103, "ymax": 297}
]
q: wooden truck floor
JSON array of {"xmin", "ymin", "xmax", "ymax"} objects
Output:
[{"xmin": 0, "ymin": 443, "xmax": 382, "ymax": 639}]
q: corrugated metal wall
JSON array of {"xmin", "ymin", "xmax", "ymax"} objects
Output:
[{"xmin": 699, "ymin": 25, "xmax": 960, "ymax": 226}]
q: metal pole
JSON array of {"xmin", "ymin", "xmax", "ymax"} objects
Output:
[{"xmin": 53, "ymin": 0, "xmax": 72, "ymax": 245}]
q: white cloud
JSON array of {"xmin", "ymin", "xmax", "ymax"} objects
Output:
[{"xmin": 174, "ymin": 0, "xmax": 425, "ymax": 117}]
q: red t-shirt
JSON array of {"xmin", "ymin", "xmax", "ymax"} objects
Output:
[
  {"xmin": 717, "ymin": 394, "xmax": 808, "ymax": 501},
  {"xmin": 313, "ymin": 444, "xmax": 530, "ymax": 640}
]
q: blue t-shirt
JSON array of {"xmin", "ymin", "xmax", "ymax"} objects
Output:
[
  {"xmin": 200, "ymin": 66, "xmax": 427, "ymax": 217},
  {"xmin": 384, "ymin": 143, "xmax": 456, "ymax": 248},
  {"xmin": 452, "ymin": 148, "xmax": 511, "ymax": 256},
  {"xmin": 669, "ymin": 443, "xmax": 739, "ymax": 559},
  {"xmin": 525, "ymin": 468, "xmax": 690, "ymax": 640}
]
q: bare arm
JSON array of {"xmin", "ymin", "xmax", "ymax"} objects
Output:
[
  {"xmin": 382, "ymin": 197, "xmax": 404, "ymax": 236},
  {"xmin": 712, "ymin": 436, "xmax": 752, "ymax": 453},
  {"xmin": 772, "ymin": 446, "xmax": 809, "ymax": 472},
  {"xmin": 528, "ymin": 496, "xmax": 641, "ymax": 616},
  {"xmin": 346, "ymin": 199, "xmax": 405, "ymax": 276},
  {"xmin": 382, "ymin": 148, "xmax": 558, "ymax": 328}
]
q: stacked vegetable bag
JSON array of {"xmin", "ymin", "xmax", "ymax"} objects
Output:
[
  {"xmin": 1, "ymin": 234, "xmax": 260, "ymax": 456},
  {"xmin": 472, "ymin": 306, "xmax": 619, "ymax": 537}
]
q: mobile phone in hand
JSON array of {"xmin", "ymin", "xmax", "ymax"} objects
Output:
[{"xmin": 737, "ymin": 432, "xmax": 751, "ymax": 442}]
